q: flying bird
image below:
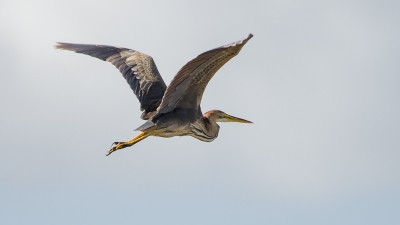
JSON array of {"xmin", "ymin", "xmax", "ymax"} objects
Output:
[{"xmin": 56, "ymin": 34, "xmax": 253, "ymax": 155}]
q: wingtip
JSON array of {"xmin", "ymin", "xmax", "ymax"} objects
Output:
[
  {"xmin": 240, "ymin": 33, "xmax": 253, "ymax": 45},
  {"xmin": 54, "ymin": 42, "xmax": 67, "ymax": 50}
]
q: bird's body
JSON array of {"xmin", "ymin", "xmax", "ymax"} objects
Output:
[
  {"xmin": 56, "ymin": 34, "xmax": 253, "ymax": 155},
  {"xmin": 153, "ymin": 109, "xmax": 219, "ymax": 142}
]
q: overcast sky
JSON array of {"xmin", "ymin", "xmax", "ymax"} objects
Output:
[{"xmin": 1, "ymin": 0, "xmax": 399, "ymax": 224}]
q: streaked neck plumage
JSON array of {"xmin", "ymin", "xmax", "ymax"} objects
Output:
[{"xmin": 190, "ymin": 110, "xmax": 221, "ymax": 142}]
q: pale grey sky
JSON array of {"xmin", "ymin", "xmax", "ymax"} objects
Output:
[{"xmin": 1, "ymin": 0, "xmax": 399, "ymax": 224}]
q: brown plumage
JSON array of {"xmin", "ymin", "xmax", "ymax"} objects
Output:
[{"xmin": 55, "ymin": 34, "xmax": 253, "ymax": 155}]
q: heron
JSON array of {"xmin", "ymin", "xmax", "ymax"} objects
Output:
[{"xmin": 56, "ymin": 34, "xmax": 253, "ymax": 156}]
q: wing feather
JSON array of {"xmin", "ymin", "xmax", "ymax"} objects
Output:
[
  {"xmin": 152, "ymin": 34, "xmax": 253, "ymax": 121},
  {"xmin": 55, "ymin": 43, "xmax": 167, "ymax": 119}
]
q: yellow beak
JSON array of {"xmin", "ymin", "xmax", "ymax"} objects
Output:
[{"xmin": 223, "ymin": 113, "xmax": 253, "ymax": 123}]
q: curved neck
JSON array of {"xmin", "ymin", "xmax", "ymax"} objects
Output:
[
  {"xmin": 190, "ymin": 114, "xmax": 220, "ymax": 142},
  {"xmin": 201, "ymin": 113, "xmax": 220, "ymax": 139}
]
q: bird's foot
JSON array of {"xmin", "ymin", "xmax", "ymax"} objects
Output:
[
  {"xmin": 105, "ymin": 130, "xmax": 159, "ymax": 156},
  {"xmin": 107, "ymin": 142, "xmax": 126, "ymax": 156}
]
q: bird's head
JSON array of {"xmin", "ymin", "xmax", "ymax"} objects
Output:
[{"xmin": 204, "ymin": 110, "xmax": 253, "ymax": 124}]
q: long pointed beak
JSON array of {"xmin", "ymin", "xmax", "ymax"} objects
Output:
[{"xmin": 223, "ymin": 113, "xmax": 253, "ymax": 124}]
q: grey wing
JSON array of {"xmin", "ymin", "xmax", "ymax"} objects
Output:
[
  {"xmin": 55, "ymin": 43, "xmax": 167, "ymax": 120},
  {"xmin": 152, "ymin": 34, "xmax": 253, "ymax": 121}
]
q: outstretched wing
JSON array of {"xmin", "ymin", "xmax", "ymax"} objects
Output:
[
  {"xmin": 152, "ymin": 34, "xmax": 253, "ymax": 121},
  {"xmin": 55, "ymin": 43, "xmax": 167, "ymax": 120}
]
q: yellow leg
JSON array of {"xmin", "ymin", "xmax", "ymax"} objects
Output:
[{"xmin": 106, "ymin": 130, "xmax": 160, "ymax": 156}]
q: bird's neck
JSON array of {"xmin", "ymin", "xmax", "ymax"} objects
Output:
[
  {"xmin": 201, "ymin": 115, "xmax": 220, "ymax": 137},
  {"xmin": 189, "ymin": 116, "xmax": 219, "ymax": 142}
]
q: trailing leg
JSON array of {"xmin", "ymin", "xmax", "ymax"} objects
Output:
[{"xmin": 107, "ymin": 131, "xmax": 157, "ymax": 156}]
